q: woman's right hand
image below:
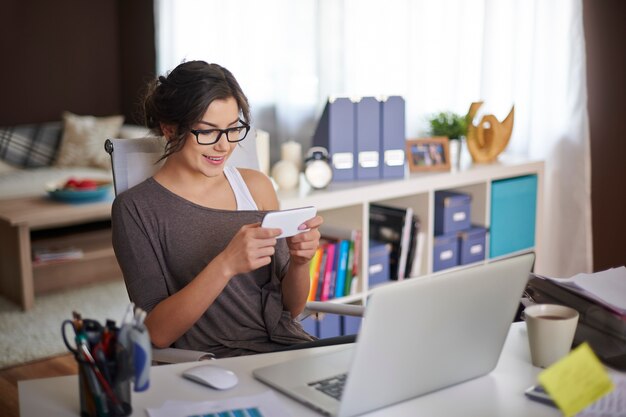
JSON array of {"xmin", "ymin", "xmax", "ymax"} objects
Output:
[{"xmin": 218, "ymin": 223, "xmax": 282, "ymax": 276}]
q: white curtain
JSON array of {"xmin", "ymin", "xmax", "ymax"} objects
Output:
[{"xmin": 156, "ymin": 0, "xmax": 592, "ymax": 276}]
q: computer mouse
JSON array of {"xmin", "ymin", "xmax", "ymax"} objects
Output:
[{"xmin": 182, "ymin": 364, "xmax": 239, "ymax": 390}]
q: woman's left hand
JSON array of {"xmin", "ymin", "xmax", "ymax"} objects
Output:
[{"xmin": 286, "ymin": 215, "xmax": 323, "ymax": 266}]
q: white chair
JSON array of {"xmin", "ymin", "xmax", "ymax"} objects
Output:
[{"xmin": 105, "ymin": 133, "xmax": 363, "ymax": 363}]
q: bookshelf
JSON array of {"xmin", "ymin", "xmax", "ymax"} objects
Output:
[{"xmin": 277, "ymin": 155, "xmax": 544, "ymax": 305}]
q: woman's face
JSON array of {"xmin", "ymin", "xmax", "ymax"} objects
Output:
[{"xmin": 173, "ymin": 96, "xmax": 242, "ymax": 179}]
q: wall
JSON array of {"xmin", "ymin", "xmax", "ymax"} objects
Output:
[
  {"xmin": 583, "ymin": 0, "xmax": 626, "ymax": 271},
  {"xmin": 0, "ymin": 0, "xmax": 155, "ymax": 125},
  {"xmin": 0, "ymin": 0, "xmax": 623, "ymax": 270}
]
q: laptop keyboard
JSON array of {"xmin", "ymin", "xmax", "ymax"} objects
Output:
[{"xmin": 308, "ymin": 373, "xmax": 348, "ymax": 400}]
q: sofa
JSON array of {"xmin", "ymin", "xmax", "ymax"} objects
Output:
[{"xmin": 0, "ymin": 112, "xmax": 151, "ymax": 200}]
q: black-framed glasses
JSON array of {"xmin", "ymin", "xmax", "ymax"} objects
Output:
[{"xmin": 190, "ymin": 122, "xmax": 250, "ymax": 145}]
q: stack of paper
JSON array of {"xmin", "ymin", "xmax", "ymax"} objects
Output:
[{"xmin": 537, "ymin": 266, "xmax": 626, "ymax": 316}]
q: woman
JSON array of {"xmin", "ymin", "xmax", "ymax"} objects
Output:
[{"xmin": 112, "ymin": 61, "xmax": 322, "ymax": 357}]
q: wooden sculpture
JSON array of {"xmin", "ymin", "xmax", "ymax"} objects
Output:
[{"xmin": 466, "ymin": 101, "xmax": 514, "ymax": 163}]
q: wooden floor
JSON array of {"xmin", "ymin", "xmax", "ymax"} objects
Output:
[{"xmin": 0, "ymin": 353, "xmax": 77, "ymax": 417}]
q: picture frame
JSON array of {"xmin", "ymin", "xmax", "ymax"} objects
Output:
[{"xmin": 405, "ymin": 137, "xmax": 451, "ymax": 172}]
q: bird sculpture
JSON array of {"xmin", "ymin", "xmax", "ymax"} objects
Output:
[{"xmin": 466, "ymin": 101, "xmax": 514, "ymax": 163}]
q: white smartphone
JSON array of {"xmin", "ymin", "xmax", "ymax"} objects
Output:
[{"xmin": 261, "ymin": 206, "xmax": 317, "ymax": 238}]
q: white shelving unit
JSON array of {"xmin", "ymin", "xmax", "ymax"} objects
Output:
[{"xmin": 277, "ymin": 155, "xmax": 544, "ymax": 305}]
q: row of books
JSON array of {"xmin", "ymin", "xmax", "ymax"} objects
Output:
[
  {"xmin": 370, "ymin": 203, "xmax": 424, "ymax": 281},
  {"xmin": 308, "ymin": 228, "xmax": 362, "ymax": 301},
  {"xmin": 307, "ymin": 202, "xmax": 425, "ymax": 301}
]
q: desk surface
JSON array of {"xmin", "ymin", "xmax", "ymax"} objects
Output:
[{"xmin": 20, "ymin": 322, "xmax": 561, "ymax": 417}]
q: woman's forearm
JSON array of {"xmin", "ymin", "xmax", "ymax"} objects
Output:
[
  {"xmin": 282, "ymin": 260, "xmax": 311, "ymax": 318},
  {"xmin": 145, "ymin": 253, "xmax": 233, "ymax": 348}
]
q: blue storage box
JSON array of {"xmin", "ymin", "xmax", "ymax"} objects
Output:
[
  {"xmin": 458, "ymin": 226, "xmax": 487, "ymax": 265},
  {"xmin": 318, "ymin": 313, "xmax": 342, "ymax": 339},
  {"xmin": 435, "ymin": 191, "xmax": 472, "ymax": 235},
  {"xmin": 490, "ymin": 175, "xmax": 537, "ymax": 258},
  {"xmin": 342, "ymin": 315, "xmax": 363, "ymax": 335},
  {"xmin": 433, "ymin": 233, "xmax": 459, "ymax": 272},
  {"xmin": 300, "ymin": 315, "xmax": 318, "ymax": 337},
  {"xmin": 368, "ymin": 240, "xmax": 391, "ymax": 288}
]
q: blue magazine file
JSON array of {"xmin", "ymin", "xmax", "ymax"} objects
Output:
[
  {"xmin": 380, "ymin": 96, "xmax": 406, "ymax": 179},
  {"xmin": 355, "ymin": 96, "xmax": 381, "ymax": 180},
  {"xmin": 312, "ymin": 97, "xmax": 355, "ymax": 181}
]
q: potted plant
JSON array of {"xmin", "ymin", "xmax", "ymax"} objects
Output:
[
  {"xmin": 427, "ymin": 111, "xmax": 468, "ymax": 168},
  {"xmin": 428, "ymin": 111, "xmax": 468, "ymax": 141}
]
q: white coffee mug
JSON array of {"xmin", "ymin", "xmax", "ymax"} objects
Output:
[{"xmin": 524, "ymin": 304, "xmax": 579, "ymax": 368}]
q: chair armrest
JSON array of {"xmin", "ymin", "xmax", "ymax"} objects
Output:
[
  {"xmin": 152, "ymin": 347, "xmax": 215, "ymax": 364},
  {"xmin": 302, "ymin": 301, "xmax": 365, "ymax": 318}
]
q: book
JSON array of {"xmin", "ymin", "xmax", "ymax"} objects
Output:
[
  {"xmin": 404, "ymin": 215, "xmax": 421, "ymax": 278},
  {"xmin": 408, "ymin": 231, "xmax": 426, "ymax": 277},
  {"xmin": 334, "ymin": 239, "xmax": 351, "ymax": 298},
  {"xmin": 32, "ymin": 246, "xmax": 84, "ymax": 265},
  {"xmin": 343, "ymin": 240, "xmax": 355, "ymax": 297},
  {"xmin": 320, "ymin": 243, "xmax": 336, "ymax": 301},
  {"xmin": 369, "ymin": 203, "xmax": 413, "ymax": 280},
  {"xmin": 315, "ymin": 245, "xmax": 329, "ymax": 301},
  {"xmin": 308, "ymin": 247, "xmax": 324, "ymax": 301}
]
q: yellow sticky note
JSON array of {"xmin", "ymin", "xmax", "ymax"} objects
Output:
[{"xmin": 538, "ymin": 342, "xmax": 614, "ymax": 417}]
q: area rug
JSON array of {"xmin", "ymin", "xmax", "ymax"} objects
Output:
[{"xmin": 0, "ymin": 280, "xmax": 129, "ymax": 369}]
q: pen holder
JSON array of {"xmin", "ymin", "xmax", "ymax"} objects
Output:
[{"xmin": 77, "ymin": 358, "xmax": 132, "ymax": 417}]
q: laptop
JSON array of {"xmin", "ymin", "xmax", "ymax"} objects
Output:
[{"xmin": 253, "ymin": 253, "xmax": 535, "ymax": 417}]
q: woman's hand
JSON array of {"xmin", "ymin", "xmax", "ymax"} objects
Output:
[
  {"xmin": 219, "ymin": 223, "xmax": 281, "ymax": 276},
  {"xmin": 286, "ymin": 215, "xmax": 323, "ymax": 266}
]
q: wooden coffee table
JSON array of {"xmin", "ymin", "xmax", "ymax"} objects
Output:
[{"xmin": 0, "ymin": 195, "xmax": 122, "ymax": 310}]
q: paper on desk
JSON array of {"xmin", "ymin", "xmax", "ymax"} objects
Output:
[
  {"xmin": 576, "ymin": 371, "xmax": 626, "ymax": 417},
  {"xmin": 538, "ymin": 343, "xmax": 614, "ymax": 417},
  {"xmin": 543, "ymin": 266, "xmax": 626, "ymax": 315},
  {"xmin": 146, "ymin": 391, "xmax": 291, "ymax": 417}
]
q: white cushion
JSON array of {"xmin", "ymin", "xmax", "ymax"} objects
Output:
[{"xmin": 55, "ymin": 112, "xmax": 124, "ymax": 169}]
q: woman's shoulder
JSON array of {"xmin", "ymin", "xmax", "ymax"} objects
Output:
[
  {"xmin": 112, "ymin": 178, "xmax": 160, "ymax": 210},
  {"xmin": 236, "ymin": 168, "xmax": 278, "ymax": 210}
]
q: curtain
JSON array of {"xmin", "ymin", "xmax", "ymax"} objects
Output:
[{"xmin": 156, "ymin": 0, "xmax": 592, "ymax": 276}]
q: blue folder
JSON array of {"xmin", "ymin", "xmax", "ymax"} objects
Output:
[
  {"xmin": 380, "ymin": 96, "xmax": 406, "ymax": 179},
  {"xmin": 312, "ymin": 97, "xmax": 355, "ymax": 182},
  {"xmin": 355, "ymin": 97, "xmax": 381, "ymax": 180}
]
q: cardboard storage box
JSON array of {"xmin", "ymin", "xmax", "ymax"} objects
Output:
[
  {"xmin": 433, "ymin": 233, "xmax": 459, "ymax": 272},
  {"xmin": 458, "ymin": 226, "xmax": 487, "ymax": 265},
  {"xmin": 435, "ymin": 190, "xmax": 471, "ymax": 235}
]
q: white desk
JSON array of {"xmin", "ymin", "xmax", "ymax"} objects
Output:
[{"xmin": 20, "ymin": 322, "xmax": 560, "ymax": 417}]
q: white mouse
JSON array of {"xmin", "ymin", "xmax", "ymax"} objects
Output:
[{"xmin": 182, "ymin": 364, "xmax": 239, "ymax": 390}]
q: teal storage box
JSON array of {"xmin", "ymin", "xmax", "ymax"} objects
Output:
[
  {"xmin": 435, "ymin": 191, "xmax": 471, "ymax": 235},
  {"xmin": 433, "ymin": 233, "xmax": 459, "ymax": 272},
  {"xmin": 458, "ymin": 226, "xmax": 487, "ymax": 265},
  {"xmin": 490, "ymin": 175, "xmax": 537, "ymax": 258}
]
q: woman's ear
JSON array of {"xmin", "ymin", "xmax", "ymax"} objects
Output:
[{"xmin": 160, "ymin": 123, "xmax": 176, "ymax": 140}]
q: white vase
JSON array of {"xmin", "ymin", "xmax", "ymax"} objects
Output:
[{"xmin": 449, "ymin": 138, "xmax": 462, "ymax": 169}]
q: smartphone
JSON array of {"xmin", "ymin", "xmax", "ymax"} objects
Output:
[
  {"xmin": 261, "ymin": 206, "xmax": 317, "ymax": 238},
  {"xmin": 524, "ymin": 384, "xmax": 556, "ymax": 407}
]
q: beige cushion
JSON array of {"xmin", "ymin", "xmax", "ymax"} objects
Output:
[{"xmin": 55, "ymin": 112, "xmax": 124, "ymax": 169}]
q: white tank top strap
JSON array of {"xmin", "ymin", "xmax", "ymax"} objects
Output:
[{"xmin": 224, "ymin": 166, "xmax": 259, "ymax": 211}]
